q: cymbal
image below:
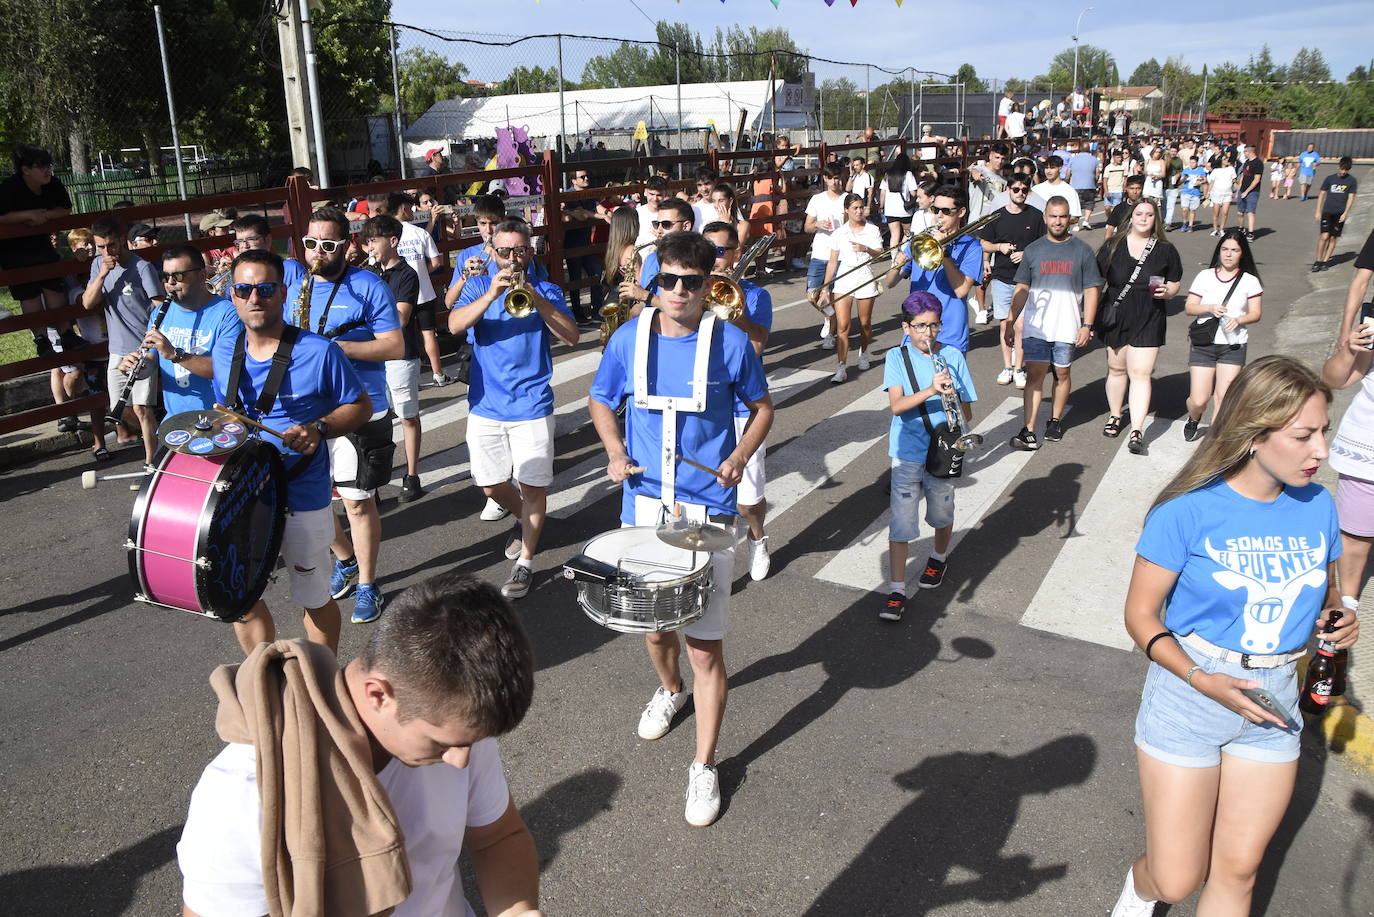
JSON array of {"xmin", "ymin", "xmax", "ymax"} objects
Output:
[
  {"xmin": 655, "ymin": 518, "xmax": 735, "ymax": 552},
  {"xmin": 156, "ymin": 409, "xmax": 251, "ymax": 456}
]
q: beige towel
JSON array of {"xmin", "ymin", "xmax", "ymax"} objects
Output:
[{"xmin": 211, "ymin": 639, "xmax": 412, "ymax": 917}]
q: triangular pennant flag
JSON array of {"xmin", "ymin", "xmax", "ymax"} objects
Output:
[
  {"xmin": 769, "ymin": 0, "xmax": 781, "ymax": 6},
  {"xmin": 824, "ymin": 0, "xmax": 836, "ymax": 4}
]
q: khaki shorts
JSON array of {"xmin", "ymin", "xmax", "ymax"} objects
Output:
[{"xmin": 106, "ymin": 355, "xmax": 158, "ymax": 408}]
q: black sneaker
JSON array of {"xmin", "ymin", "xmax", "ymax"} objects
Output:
[
  {"xmin": 878, "ymin": 591, "xmax": 906, "ymax": 622},
  {"xmin": 918, "ymin": 557, "xmax": 946, "ymax": 589},
  {"xmin": 59, "ymin": 329, "xmax": 86, "ymax": 353},
  {"xmin": 1311, "ymin": 262, "xmax": 1323, "ymax": 273},
  {"xmin": 32, "ymin": 335, "xmax": 55, "ymax": 359},
  {"xmin": 398, "ymin": 473, "xmax": 422, "ymax": 503},
  {"xmin": 1044, "ymin": 418, "xmax": 1064, "ymax": 442},
  {"xmin": 1010, "ymin": 427, "xmax": 1041, "ymax": 451},
  {"xmin": 1182, "ymin": 417, "xmax": 1201, "ymax": 442}
]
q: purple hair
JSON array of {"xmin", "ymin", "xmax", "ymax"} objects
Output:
[{"xmin": 900, "ymin": 290, "xmax": 941, "ymax": 320}]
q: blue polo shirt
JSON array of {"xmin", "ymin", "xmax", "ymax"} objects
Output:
[{"xmin": 285, "ymin": 265, "xmax": 400, "ymax": 414}]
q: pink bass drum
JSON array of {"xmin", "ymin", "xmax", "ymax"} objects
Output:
[{"xmin": 126, "ymin": 440, "xmax": 286, "ymax": 622}]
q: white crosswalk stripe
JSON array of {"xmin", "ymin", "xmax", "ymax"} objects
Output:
[
  {"xmin": 812, "ymin": 397, "xmax": 1036, "ymax": 596},
  {"xmin": 1019, "ymin": 413, "xmax": 1201, "ymax": 651}
]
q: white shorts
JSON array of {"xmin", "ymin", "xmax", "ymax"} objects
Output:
[
  {"xmin": 631, "ymin": 495, "xmax": 737, "ymax": 641},
  {"xmin": 106, "ymin": 355, "xmax": 157, "ymax": 408},
  {"xmin": 733, "ymin": 414, "xmax": 766, "ymax": 507},
  {"xmin": 467, "ymin": 413, "xmax": 555, "ymax": 488},
  {"xmin": 329, "ymin": 409, "xmax": 389, "ymax": 502},
  {"xmin": 281, "ymin": 507, "xmax": 334, "ymax": 609},
  {"xmin": 385, "ymin": 358, "xmax": 421, "ymax": 420},
  {"xmin": 1210, "ymin": 192, "xmax": 1233, "ymax": 205}
]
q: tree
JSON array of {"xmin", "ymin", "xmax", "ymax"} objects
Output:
[
  {"xmin": 954, "ymin": 64, "xmax": 987, "ymax": 93},
  {"xmin": 580, "ymin": 21, "xmax": 806, "ymax": 89},
  {"xmin": 391, "ymin": 48, "xmax": 470, "ymax": 123},
  {"xmin": 1128, "ymin": 58, "xmax": 1163, "ymax": 87},
  {"xmin": 1288, "ymin": 47, "xmax": 1332, "ymax": 83},
  {"xmin": 501, "ymin": 65, "xmax": 562, "ymax": 95},
  {"xmin": 1038, "ymin": 44, "xmax": 1116, "ymax": 93},
  {"xmin": 313, "ymin": 1, "xmax": 392, "ymax": 148}
]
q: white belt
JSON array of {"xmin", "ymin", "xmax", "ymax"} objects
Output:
[{"xmin": 1176, "ymin": 632, "xmax": 1305, "ymax": 670}]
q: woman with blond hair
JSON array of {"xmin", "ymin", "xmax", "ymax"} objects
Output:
[
  {"xmin": 1096, "ymin": 197, "xmax": 1182, "ymax": 454},
  {"xmin": 1111, "ymin": 354, "xmax": 1358, "ymax": 917}
]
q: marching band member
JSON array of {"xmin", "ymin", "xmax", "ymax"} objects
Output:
[
  {"xmin": 588, "ymin": 230, "xmax": 773, "ymax": 826},
  {"xmin": 450, "ymin": 219, "xmax": 579, "ymax": 599},
  {"xmin": 213, "ymin": 249, "xmax": 371, "ymax": 655}
]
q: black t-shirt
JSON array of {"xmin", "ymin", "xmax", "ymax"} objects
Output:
[
  {"xmin": 563, "ymin": 197, "xmax": 599, "ymax": 248},
  {"xmin": 1356, "ymin": 227, "xmax": 1374, "ymax": 272},
  {"xmin": 375, "ymin": 261, "xmax": 422, "ymax": 361},
  {"xmin": 0, "ymin": 172, "xmax": 71, "ymax": 267},
  {"xmin": 1107, "ymin": 197, "xmax": 1144, "ymax": 228},
  {"xmin": 1237, "ymin": 157, "xmax": 1264, "ymax": 194},
  {"xmin": 1320, "ymin": 172, "xmax": 1358, "ymax": 215},
  {"xmin": 980, "ymin": 205, "xmax": 1047, "ymax": 284}
]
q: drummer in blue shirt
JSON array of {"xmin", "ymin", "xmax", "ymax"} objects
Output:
[
  {"xmin": 212, "ymin": 249, "xmax": 371, "ymax": 656},
  {"xmin": 450, "ymin": 218, "xmax": 579, "ymax": 601},
  {"xmin": 589, "ymin": 230, "xmax": 772, "ymax": 828},
  {"xmin": 884, "ymin": 186, "xmax": 982, "ymax": 354}
]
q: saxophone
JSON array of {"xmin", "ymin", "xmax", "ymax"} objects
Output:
[
  {"xmin": 600, "ymin": 240, "xmax": 655, "ymax": 350},
  {"xmin": 294, "ymin": 257, "xmax": 325, "ymax": 330}
]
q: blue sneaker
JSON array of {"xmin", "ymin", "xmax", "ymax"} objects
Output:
[
  {"xmin": 351, "ymin": 584, "xmax": 384, "ymax": 623},
  {"xmin": 330, "ymin": 558, "xmax": 359, "ymax": 599}
]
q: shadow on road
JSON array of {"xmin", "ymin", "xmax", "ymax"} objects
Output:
[
  {"xmin": 1345, "ymin": 789, "xmax": 1374, "ymax": 913},
  {"xmin": 520, "ymin": 767, "xmax": 622, "ymax": 869},
  {"xmin": 1251, "ymin": 724, "xmax": 1329, "ymax": 914},
  {"xmin": 0, "ymin": 824, "xmax": 180, "ymax": 916},
  {"xmin": 804, "ymin": 735, "xmax": 1097, "ymax": 916},
  {"xmin": 0, "ymin": 574, "xmax": 131, "ymax": 653}
]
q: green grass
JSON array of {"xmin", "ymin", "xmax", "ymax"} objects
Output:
[{"xmin": 0, "ymin": 290, "xmax": 38, "ymax": 367}]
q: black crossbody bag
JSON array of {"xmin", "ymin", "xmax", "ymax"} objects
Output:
[
  {"xmin": 1188, "ymin": 273, "xmax": 1241, "ymax": 346},
  {"xmin": 901, "ymin": 345, "xmax": 963, "ymax": 479}
]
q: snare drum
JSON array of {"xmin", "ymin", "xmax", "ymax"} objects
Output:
[
  {"xmin": 566, "ymin": 527, "xmax": 713, "ymax": 633},
  {"xmin": 127, "ymin": 439, "xmax": 287, "ymax": 622}
]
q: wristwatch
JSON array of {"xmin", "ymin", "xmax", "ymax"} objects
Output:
[
  {"xmin": 170, "ymin": 347, "xmax": 187, "ymax": 364},
  {"xmin": 314, "ymin": 420, "xmax": 330, "ymax": 439}
]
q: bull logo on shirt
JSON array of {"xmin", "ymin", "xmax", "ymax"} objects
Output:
[{"xmin": 1203, "ymin": 535, "xmax": 1327, "ymax": 653}]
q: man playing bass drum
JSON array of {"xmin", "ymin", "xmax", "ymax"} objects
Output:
[{"xmin": 214, "ymin": 249, "xmax": 372, "ymax": 655}]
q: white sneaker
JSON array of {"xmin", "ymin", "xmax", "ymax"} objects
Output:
[
  {"xmin": 975, "ymin": 309, "xmax": 989, "ymax": 324},
  {"xmin": 637, "ymin": 685, "xmax": 689, "ymax": 740},
  {"xmin": 748, "ymin": 536, "xmax": 771, "ymax": 581},
  {"xmin": 684, "ymin": 762, "xmax": 722, "ymax": 827},
  {"xmin": 1109, "ymin": 867, "xmax": 1158, "ymax": 917},
  {"xmin": 818, "ymin": 318, "xmax": 831, "ymax": 340},
  {"xmin": 1013, "ymin": 369, "xmax": 1027, "ymax": 389},
  {"xmin": 820, "ymin": 335, "xmax": 836, "ymax": 350},
  {"xmin": 857, "ymin": 349, "xmax": 871, "ymax": 371},
  {"xmin": 996, "ymin": 367, "xmax": 1014, "ymax": 385},
  {"xmin": 831, "ymin": 364, "xmax": 847, "ymax": 384},
  {"xmin": 479, "ymin": 497, "xmax": 509, "ymax": 522}
]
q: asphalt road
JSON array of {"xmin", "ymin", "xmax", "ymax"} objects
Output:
[{"xmin": 3, "ymin": 166, "xmax": 1373, "ymax": 916}]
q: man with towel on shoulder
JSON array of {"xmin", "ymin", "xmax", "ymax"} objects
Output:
[{"xmin": 176, "ymin": 572, "xmax": 545, "ymax": 917}]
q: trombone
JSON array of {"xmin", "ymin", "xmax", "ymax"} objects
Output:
[
  {"xmin": 705, "ymin": 232, "xmax": 776, "ymax": 322},
  {"xmin": 822, "ymin": 212, "xmax": 1002, "ymax": 303}
]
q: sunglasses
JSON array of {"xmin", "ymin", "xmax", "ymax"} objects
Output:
[
  {"xmin": 493, "ymin": 245, "xmax": 530, "ymax": 257},
  {"xmin": 301, "ymin": 236, "xmax": 345, "ymax": 253},
  {"xmin": 1009, "ymin": 186, "xmax": 1030, "ymax": 193},
  {"xmin": 651, "ymin": 219, "xmax": 688, "ymax": 229},
  {"xmin": 160, "ymin": 269, "xmax": 202, "ymax": 282},
  {"xmin": 714, "ymin": 245, "xmax": 738, "ymax": 256},
  {"xmin": 929, "ymin": 205, "xmax": 960, "ymax": 215},
  {"xmin": 230, "ymin": 282, "xmax": 282, "ymax": 300},
  {"xmin": 654, "ymin": 272, "xmax": 706, "ymax": 293}
]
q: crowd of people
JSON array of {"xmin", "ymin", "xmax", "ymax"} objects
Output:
[{"xmin": 0, "ymin": 130, "xmax": 1369, "ymax": 915}]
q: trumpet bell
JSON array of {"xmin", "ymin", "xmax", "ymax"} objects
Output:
[
  {"xmin": 910, "ymin": 234, "xmax": 947, "ymax": 272},
  {"xmin": 505, "ymin": 289, "xmax": 534, "ymax": 318}
]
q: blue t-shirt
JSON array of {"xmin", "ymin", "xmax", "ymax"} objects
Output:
[
  {"xmin": 285, "ymin": 265, "xmax": 400, "ymax": 415},
  {"xmin": 1135, "ymin": 478, "xmax": 1341, "ymax": 655},
  {"xmin": 1299, "ymin": 151, "xmax": 1321, "ymax": 177},
  {"xmin": 732, "ymin": 280, "xmax": 773, "ymax": 417},
  {"xmin": 1068, "ymin": 152, "xmax": 1099, "ymax": 191},
  {"xmin": 281, "ymin": 258, "xmax": 306, "ymax": 290},
  {"xmin": 590, "ymin": 315, "xmax": 768, "ymax": 520},
  {"xmin": 899, "ymin": 234, "xmax": 982, "ymax": 353},
  {"xmin": 453, "ymin": 274, "xmax": 574, "ymax": 421},
  {"xmin": 449, "ymin": 241, "xmax": 497, "ymax": 284},
  {"xmin": 638, "ymin": 250, "xmax": 660, "ymax": 291},
  {"xmin": 1180, "ymin": 167, "xmax": 1207, "ymax": 198},
  {"xmin": 212, "ymin": 330, "xmax": 365, "ymax": 512},
  {"xmin": 882, "ymin": 343, "xmax": 977, "ymax": 463},
  {"xmin": 153, "ymin": 296, "xmax": 242, "ymax": 416}
]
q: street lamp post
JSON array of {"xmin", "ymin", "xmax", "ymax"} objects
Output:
[{"xmin": 1071, "ymin": 6, "xmax": 1094, "ymax": 136}]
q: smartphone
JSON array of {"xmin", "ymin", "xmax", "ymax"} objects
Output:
[
  {"xmin": 1242, "ymin": 686, "xmax": 1298, "ymax": 730},
  {"xmin": 1361, "ymin": 300, "xmax": 1374, "ymax": 350}
]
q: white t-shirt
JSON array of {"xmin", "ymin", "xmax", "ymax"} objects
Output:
[
  {"xmin": 1209, "ymin": 166, "xmax": 1237, "ymax": 201},
  {"xmin": 998, "ymin": 96, "xmax": 1014, "ymax": 118},
  {"xmin": 635, "ymin": 203, "xmax": 658, "ymax": 247},
  {"xmin": 851, "ymin": 170, "xmax": 874, "ymax": 200},
  {"xmin": 397, "ymin": 221, "xmax": 440, "ymax": 303},
  {"xmin": 830, "ymin": 221, "xmax": 883, "ymax": 271},
  {"xmin": 178, "ymin": 738, "xmax": 511, "ymax": 917},
  {"xmin": 1006, "ymin": 112, "xmax": 1026, "ymax": 138},
  {"xmin": 1188, "ymin": 268, "xmax": 1262, "ymax": 346},
  {"xmin": 804, "ymin": 190, "xmax": 849, "ymax": 260},
  {"xmin": 1029, "ymin": 180, "xmax": 1082, "ymax": 217},
  {"xmin": 881, "ymin": 171, "xmax": 918, "ymax": 218},
  {"xmin": 691, "ymin": 201, "xmax": 713, "ymax": 232}
]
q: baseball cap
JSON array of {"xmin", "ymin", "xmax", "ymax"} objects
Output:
[
  {"xmin": 127, "ymin": 222, "xmax": 159, "ymax": 242},
  {"xmin": 425, "ymin": 147, "xmax": 444, "ymax": 160},
  {"xmin": 199, "ymin": 209, "xmax": 233, "ymax": 231}
]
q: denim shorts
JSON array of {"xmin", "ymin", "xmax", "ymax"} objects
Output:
[
  {"xmin": 1237, "ymin": 190, "xmax": 1261, "ymax": 214},
  {"xmin": 1188, "ymin": 341, "xmax": 1246, "ymax": 367},
  {"xmin": 1021, "ymin": 334, "xmax": 1075, "ymax": 368},
  {"xmin": 1134, "ymin": 640, "xmax": 1301, "ymax": 768},
  {"xmin": 889, "ymin": 457, "xmax": 956, "ymax": 542},
  {"xmin": 807, "ymin": 258, "xmax": 830, "ymax": 291},
  {"xmin": 989, "ymin": 279, "xmax": 1016, "ymax": 321}
]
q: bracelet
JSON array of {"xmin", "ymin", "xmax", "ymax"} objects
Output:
[
  {"xmin": 1144, "ymin": 631, "xmax": 1175, "ymax": 661},
  {"xmin": 1184, "ymin": 664, "xmax": 1203, "ymax": 689}
]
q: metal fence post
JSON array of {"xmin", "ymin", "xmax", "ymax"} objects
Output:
[
  {"xmin": 557, "ymin": 34, "xmax": 567, "ymax": 158},
  {"xmin": 865, "ymin": 64, "xmax": 871, "ymax": 128},
  {"xmin": 675, "ymin": 43, "xmax": 683, "ymax": 176},
  {"xmin": 300, "ymin": 0, "xmax": 330, "ymax": 187},
  {"xmin": 389, "ymin": 25, "xmax": 406, "ymax": 179},
  {"xmin": 153, "ymin": 5, "xmax": 192, "ymax": 237},
  {"xmin": 908, "ymin": 69, "xmax": 916, "ymax": 141}
]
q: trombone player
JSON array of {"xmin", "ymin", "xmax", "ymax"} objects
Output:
[
  {"xmin": 449, "ymin": 218, "xmax": 579, "ymax": 600},
  {"xmin": 884, "ymin": 186, "xmax": 984, "ymax": 354}
]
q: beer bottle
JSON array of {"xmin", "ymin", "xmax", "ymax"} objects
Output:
[{"xmin": 1299, "ymin": 609, "xmax": 1346, "ymax": 715}]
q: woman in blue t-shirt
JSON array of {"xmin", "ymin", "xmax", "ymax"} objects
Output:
[{"xmin": 1110, "ymin": 355, "xmax": 1360, "ymax": 917}]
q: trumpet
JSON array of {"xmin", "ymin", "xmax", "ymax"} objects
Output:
[
  {"xmin": 932, "ymin": 344, "xmax": 983, "ymax": 453},
  {"xmin": 706, "ymin": 233, "xmax": 775, "ymax": 322},
  {"xmin": 504, "ymin": 267, "xmax": 533, "ymax": 318}
]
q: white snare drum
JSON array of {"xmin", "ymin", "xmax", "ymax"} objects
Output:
[{"xmin": 563, "ymin": 526, "xmax": 713, "ymax": 633}]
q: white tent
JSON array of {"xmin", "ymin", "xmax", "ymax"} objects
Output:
[{"xmin": 403, "ymin": 79, "xmax": 808, "ymax": 159}]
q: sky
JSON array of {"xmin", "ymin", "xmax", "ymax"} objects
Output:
[{"xmin": 390, "ymin": 0, "xmax": 1373, "ymax": 87}]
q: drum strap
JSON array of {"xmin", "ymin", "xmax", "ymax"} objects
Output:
[{"xmin": 227, "ymin": 325, "xmax": 313, "ymax": 481}]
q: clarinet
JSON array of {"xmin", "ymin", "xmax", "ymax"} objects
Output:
[{"xmin": 106, "ymin": 295, "xmax": 174, "ymax": 425}]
